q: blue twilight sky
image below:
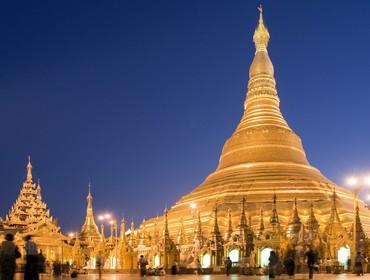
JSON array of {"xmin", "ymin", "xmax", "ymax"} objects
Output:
[{"xmin": 0, "ymin": 0, "xmax": 369, "ymax": 232}]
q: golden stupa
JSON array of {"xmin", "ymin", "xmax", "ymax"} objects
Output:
[{"xmin": 130, "ymin": 7, "xmax": 370, "ymax": 269}]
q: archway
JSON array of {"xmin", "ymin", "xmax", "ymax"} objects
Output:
[
  {"xmin": 260, "ymin": 248, "xmax": 273, "ymax": 267},
  {"xmin": 338, "ymin": 246, "xmax": 350, "ymax": 270},
  {"xmin": 154, "ymin": 254, "xmax": 161, "ymax": 268},
  {"xmin": 202, "ymin": 253, "xmax": 211, "ymax": 268},
  {"xmin": 229, "ymin": 249, "xmax": 239, "ymax": 263}
]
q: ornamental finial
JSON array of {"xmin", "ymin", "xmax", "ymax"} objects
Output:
[
  {"xmin": 253, "ymin": 5, "xmax": 270, "ymax": 52},
  {"xmin": 26, "ymin": 155, "xmax": 33, "ymax": 183}
]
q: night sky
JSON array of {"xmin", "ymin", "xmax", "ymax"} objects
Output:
[{"xmin": 0, "ymin": 1, "xmax": 369, "ymax": 233}]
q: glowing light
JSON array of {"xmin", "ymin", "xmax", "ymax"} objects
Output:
[
  {"xmin": 104, "ymin": 214, "xmax": 111, "ymax": 219},
  {"xmin": 364, "ymin": 176, "xmax": 370, "ymax": 186},
  {"xmin": 346, "ymin": 177, "xmax": 358, "ymax": 187},
  {"xmin": 338, "ymin": 246, "xmax": 350, "ymax": 270},
  {"xmin": 68, "ymin": 232, "xmax": 74, "ymax": 238},
  {"xmin": 190, "ymin": 203, "xmax": 197, "ymax": 209},
  {"xmin": 109, "ymin": 220, "xmax": 115, "ymax": 225},
  {"xmin": 202, "ymin": 253, "xmax": 211, "ymax": 268},
  {"xmin": 98, "ymin": 215, "xmax": 104, "ymax": 221},
  {"xmin": 260, "ymin": 248, "xmax": 273, "ymax": 267},
  {"xmin": 229, "ymin": 249, "xmax": 239, "ymax": 263}
]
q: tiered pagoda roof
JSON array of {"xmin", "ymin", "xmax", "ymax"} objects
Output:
[{"xmin": 2, "ymin": 157, "xmax": 56, "ymax": 231}]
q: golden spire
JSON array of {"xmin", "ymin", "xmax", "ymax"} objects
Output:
[
  {"xmin": 120, "ymin": 216, "xmax": 126, "ymax": 241},
  {"xmin": 270, "ymin": 194, "xmax": 279, "ymax": 227},
  {"xmin": 163, "ymin": 208, "xmax": 169, "ymax": 237},
  {"xmin": 239, "ymin": 197, "xmax": 248, "ymax": 227},
  {"xmin": 211, "ymin": 205, "xmax": 220, "ymax": 235},
  {"xmin": 253, "ymin": 4, "xmax": 270, "ymax": 52},
  {"xmin": 257, "ymin": 207, "xmax": 265, "ymax": 238},
  {"xmin": 194, "ymin": 210, "xmax": 202, "ymax": 238},
  {"xmin": 307, "ymin": 202, "xmax": 319, "ymax": 232},
  {"xmin": 26, "ymin": 156, "xmax": 33, "ymax": 183},
  {"xmin": 225, "ymin": 208, "xmax": 233, "ymax": 241}
]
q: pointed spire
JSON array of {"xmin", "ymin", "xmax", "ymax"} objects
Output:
[
  {"xmin": 87, "ymin": 183, "xmax": 93, "ymax": 209},
  {"xmin": 26, "ymin": 156, "xmax": 33, "ymax": 183},
  {"xmin": 307, "ymin": 202, "xmax": 319, "ymax": 234},
  {"xmin": 270, "ymin": 193, "xmax": 279, "ymax": 227},
  {"xmin": 195, "ymin": 210, "xmax": 202, "ymax": 237},
  {"xmin": 120, "ymin": 216, "xmax": 126, "ymax": 241},
  {"xmin": 239, "ymin": 197, "xmax": 248, "ymax": 227},
  {"xmin": 291, "ymin": 197, "xmax": 301, "ymax": 224},
  {"xmin": 211, "ymin": 205, "xmax": 221, "ymax": 235},
  {"xmin": 329, "ymin": 186, "xmax": 341, "ymax": 223},
  {"xmin": 257, "ymin": 207, "xmax": 265, "ymax": 238},
  {"xmin": 253, "ymin": 4, "xmax": 270, "ymax": 52},
  {"xmin": 163, "ymin": 208, "xmax": 169, "ymax": 237},
  {"xmin": 225, "ymin": 208, "xmax": 233, "ymax": 241},
  {"xmin": 79, "ymin": 185, "xmax": 101, "ymax": 243},
  {"xmin": 177, "ymin": 217, "xmax": 185, "ymax": 245}
]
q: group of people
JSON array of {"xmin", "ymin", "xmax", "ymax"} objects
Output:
[
  {"xmin": 137, "ymin": 255, "xmax": 180, "ymax": 277},
  {"xmin": 0, "ymin": 233, "xmax": 45, "ymax": 280},
  {"xmin": 268, "ymin": 247, "xmax": 318, "ymax": 279}
]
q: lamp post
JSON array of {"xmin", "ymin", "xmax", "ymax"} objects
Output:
[
  {"xmin": 97, "ymin": 213, "xmax": 118, "ymax": 269},
  {"xmin": 346, "ymin": 176, "xmax": 370, "ymax": 260}
]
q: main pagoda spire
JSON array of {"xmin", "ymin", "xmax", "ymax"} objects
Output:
[{"xmin": 217, "ymin": 6, "xmax": 312, "ymax": 170}]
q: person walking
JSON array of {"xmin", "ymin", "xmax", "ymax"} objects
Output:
[
  {"xmin": 95, "ymin": 254, "xmax": 103, "ymax": 279},
  {"xmin": 355, "ymin": 252, "xmax": 364, "ymax": 276},
  {"xmin": 283, "ymin": 252, "xmax": 295, "ymax": 279},
  {"xmin": 224, "ymin": 257, "xmax": 232, "ymax": 276},
  {"xmin": 24, "ymin": 235, "xmax": 39, "ymax": 280},
  {"xmin": 138, "ymin": 255, "xmax": 148, "ymax": 277},
  {"xmin": 0, "ymin": 233, "xmax": 21, "ymax": 280},
  {"xmin": 306, "ymin": 247, "xmax": 317, "ymax": 279},
  {"xmin": 268, "ymin": 250, "xmax": 278, "ymax": 279}
]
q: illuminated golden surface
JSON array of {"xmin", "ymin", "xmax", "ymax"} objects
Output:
[{"xmin": 137, "ymin": 8, "xmax": 370, "ymax": 267}]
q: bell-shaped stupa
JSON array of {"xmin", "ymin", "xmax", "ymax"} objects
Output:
[{"xmin": 142, "ymin": 7, "xmax": 370, "ymax": 242}]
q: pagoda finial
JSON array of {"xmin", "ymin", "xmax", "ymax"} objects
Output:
[
  {"xmin": 163, "ymin": 207, "xmax": 169, "ymax": 237},
  {"xmin": 291, "ymin": 197, "xmax": 301, "ymax": 223},
  {"xmin": 26, "ymin": 156, "xmax": 33, "ymax": 183},
  {"xmin": 253, "ymin": 4, "xmax": 270, "ymax": 52},
  {"xmin": 212, "ymin": 205, "xmax": 220, "ymax": 235},
  {"xmin": 239, "ymin": 197, "xmax": 247, "ymax": 227},
  {"xmin": 257, "ymin": 207, "xmax": 265, "ymax": 238},
  {"xmin": 307, "ymin": 202, "xmax": 319, "ymax": 236},
  {"xmin": 120, "ymin": 216, "xmax": 126, "ymax": 241},
  {"xmin": 225, "ymin": 208, "xmax": 233, "ymax": 241},
  {"xmin": 270, "ymin": 193, "xmax": 280, "ymax": 226},
  {"xmin": 87, "ymin": 183, "xmax": 93, "ymax": 209}
]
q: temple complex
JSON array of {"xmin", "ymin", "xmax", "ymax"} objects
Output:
[
  {"xmin": 1, "ymin": 7, "xmax": 369, "ymax": 274},
  {"xmin": 0, "ymin": 157, "xmax": 72, "ymax": 263},
  {"xmin": 103, "ymin": 8, "xmax": 369, "ymax": 271}
]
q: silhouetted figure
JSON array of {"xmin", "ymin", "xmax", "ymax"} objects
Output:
[
  {"xmin": 306, "ymin": 247, "xmax": 317, "ymax": 279},
  {"xmin": 171, "ymin": 261, "xmax": 178, "ymax": 275},
  {"xmin": 224, "ymin": 257, "xmax": 232, "ymax": 276},
  {"xmin": 355, "ymin": 252, "xmax": 364, "ymax": 276},
  {"xmin": 268, "ymin": 251, "xmax": 278, "ymax": 279},
  {"xmin": 0, "ymin": 233, "xmax": 20, "ymax": 280},
  {"xmin": 37, "ymin": 250, "xmax": 46, "ymax": 273},
  {"xmin": 284, "ymin": 253, "xmax": 295, "ymax": 278},
  {"xmin": 138, "ymin": 255, "xmax": 148, "ymax": 277},
  {"xmin": 24, "ymin": 235, "xmax": 39, "ymax": 280},
  {"xmin": 96, "ymin": 255, "xmax": 103, "ymax": 279}
]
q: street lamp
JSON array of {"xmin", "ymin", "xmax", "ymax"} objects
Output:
[{"xmin": 97, "ymin": 213, "xmax": 118, "ymax": 269}]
